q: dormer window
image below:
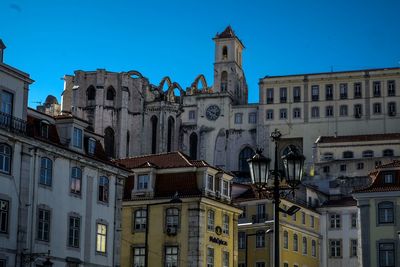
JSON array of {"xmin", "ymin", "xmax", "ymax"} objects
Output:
[
  {"xmin": 40, "ymin": 120, "xmax": 49, "ymax": 139},
  {"xmin": 88, "ymin": 138, "xmax": 96, "ymax": 155},
  {"xmin": 222, "ymin": 180, "xmax": 230, "ymax": 197},
  {"xmin": 384, "ymin": 173, "xmax": 394, "ymax": 184},
  {"xmin": 207, "ymin": 175, "xmax": 214, "ymax": 191},
  {"xmin": 73, "ymin": 127, "xmax": 83, "ymax": 149},
  {"xmin": 137, "ymin": 174, "xmax": 149, "ymax": 190}
]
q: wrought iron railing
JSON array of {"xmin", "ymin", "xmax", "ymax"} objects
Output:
[{"xmin": 0, "ymin": 111, "xmax": 26, "ymax": 135}]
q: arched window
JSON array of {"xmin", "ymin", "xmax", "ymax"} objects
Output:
[
  {"xmin": 40, "ymin": 157, "xmax": 53, "ymax": 186},
  {"xmin": 167, "ymin": 116, "xmax": 175, "ymax": 152},
  {"xmin": 0, "ymin": 144, "xmax": 11, "ymax": 174},
  {"xmin": 126, "ymin": 131, "xmax": 130, "ymax": 158},
  {"xmin": 151, "ymin": 116, "xmax": 158, "ymax": 154},
  {"xmin": 343, "ymin": 151, "xmax": 354, "ymax": 159},
  {"xmin": 87, "ymin": 85, "xmax": 96, "ymax": 101},
  {"xmin": 221, "ymin": 71, "xmax": 228, "ymax": 92},
  {"xmin": 98, "ymin": 176, "xmax": 109, "ymax": 203},
  {"xmin": 106, "ymin": 86, "xmax": 115, "ymax": 101},
  {"xmin": 104, "ymin": 127, "xmax": 115, "ymax": 158},
  {"xmin": 283, "ymin": 231, "xmax": 289, "ymax": 249},
  {"xmin": 70, "ymin": 167, "xmax": 82, "ymax": 194},
  {"xmin": 383, "ymin": 149, "xmax": 394, "ymax": 157},
  {"xmin": 322, "ymin": 152, "xmax": 334, "ymax": 160},
  {"xmin": 302, "ymin": 237, "xmax": 308, "ymax": 254},
  {"xmin": 362, "ymin": 150, "xmax": 374, "ymax": 158},
  {"xmin": 189, "ymin": 132, "xmax": 198, "ymax": 160},
  {"xmin": 222, "ymin": 46, "xmax": 228, "ymax": 59},
  {"xmin": 165, "ymin": 208, "xmax": 180, "ymax": 229},
  {"xmin": 134, "ymin": 209, "xmax": 147, "ymax": 231},
  {"xmin": 293, "ymin": 234, "xmax": 298, "ymax": 251},
  {"xmin": 378, "ymin": 201, "xmax": 394, "ymax": 224},
  {"xmin": 238, "ymin": 147, "xmax": 255, "ymax": 172}
]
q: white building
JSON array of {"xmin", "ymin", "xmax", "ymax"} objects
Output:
[{"xmin": 0, "ymin": 40, "xmax": 129, "ymax": 267}]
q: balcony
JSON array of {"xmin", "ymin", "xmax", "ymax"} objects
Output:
[
  {"xmin": 293, "ymin": 96, "xmax": 301, "ymax": 102},
  {"xmin": 252, "ymin": 214, "xmax": 269, "ymax": 224},
  {"xmin": 266, "ymin": 98, "xmax": 274, "ymax": 104},
  {"xmin": 0, "ymin": 111, "xmax": 26, "ymax": 135}
]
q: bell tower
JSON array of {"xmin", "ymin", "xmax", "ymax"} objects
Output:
[{"xmin": 213, "ymin": 26, "xmax": 248, "ymax": 104}]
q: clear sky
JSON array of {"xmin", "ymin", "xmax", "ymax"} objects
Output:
[{"xmin": 1, "ymin": 0, "xmax": 399, "ymax": 106}]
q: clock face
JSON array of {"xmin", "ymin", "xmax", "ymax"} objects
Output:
[{"xmin": 206, "ymin": 105, "xmax": 221, "ymax": 121}]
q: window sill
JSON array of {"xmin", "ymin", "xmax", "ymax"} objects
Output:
[{"xmin": 95, "ymin": 251, "xmax": 108, "ymax": 257}]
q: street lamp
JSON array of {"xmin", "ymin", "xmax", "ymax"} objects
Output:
[{"xmin": 247, "ymin": 128, "xmax": 305, "ymax": 267}]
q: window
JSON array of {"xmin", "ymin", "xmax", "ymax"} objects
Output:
[
  {"xmin": 340, "ymin": 83, "xmax": 348, "ymax": 99},
  {"xmin": 189, "ymin": 132, "xmax": 198, "ymax": 160},
  {"xmin": 325, "ymin": 84, "xmax": 333, "ymax": 100},
  {"xmin": 302, "ymin": 237, "xmax": 307, "ymax": 254},
  {"xmin": 37, "ymin": 208, "xmax": 50, "ymax": 241},
  {"xmin": 133, "ymin": 247, "xmax": 145, "ymax": 267},
  {"xmin": 283, "ymin": 263, "xmax": 288, "ymax": 267},
  {"xmin": 106, "ymin": 86, "xmax": 115, "ymax": 101},
  {"xmin": 293, "ymin": 86, "xmax": 301, "ymax": 102},
  {"xmin": 234, "ymin": 113, "xmax": 243, "ymax": 124},
  {"xmin": 351, "ymin": 213, "xmax": 357, "ymax": 228},
  {"xmin": 373, "ymin": 103, "xmax": 382, "ymax": 114},
  {"xmin": 350, "ymin": 239, "xmax": 357, "ymax": 257},
  {"xmin": 238, "ymin": 232, "xmax": 246, "ymax": 249},
  {"xmin": 293, "ymin": 108, "xmax": 301, "ymax": 119},
  {"xmin": 373, "ymin": 81, "xmax": 381, "ymax": 97},
  {"xmin": 0, "ymin": 91, "xmax": 13, "ymax": 116},
  {"xmin": 256, "ymin": 231, "xmax": 265, "ymax": 248},
  {"xmin": 280, "ymin": 87, "xmax": 287, "ymax": 103},
  {"xmin": 266, "ymin": 88, "xmax": 274, "ymax": 103},
  {"xmin": 222, "ymin": 251, "xmax": 229, "ymax": 267},
  {"xmin": 151, "ymin": 116, "xmax": 158, "ymax": 154},
  {"xmin": 293, "ymin": 234, "xmax": 298, "ymax": 251},
  {"xmin": 310, "ymin": 215, "xmax": 315, "ymax": 228},
  {"xmin": 222, "ymin": 46, "xmax": 228, "ymax": 59},
  {"xmin": 257, "ymin": 203, "xmax": 266, "ymax": 221},
  {"xmin": 329, "ymin": 239, "xmax": 342, "ymax": 257},
  {"xmin": 283, "ymin": 231, "xmax": 288, "ymax": 249},
  {"xmin": 239, "ymin": 263, "xmax": 245, "ymax": 267},
  {"xmin": 354, "ymin": 104, "xmax": 362, "ymax": 118},
  {"xmin": 39, "ymin": 157, "xmax": 52, "ymax": 186},
  {"xmin": 388, "ymin": 102, "xmax": 396, "ymax": 116},
  {"xmin": 137, "ymin": 174, "xmax": 149, "ymax": 190},
  {"xmin": 87, "ymin": 85, "xmax": 96, "ymax": 101},
  {"xmin": 239, "ymin": 147, "xmax": 254, "ymax": 172},
  {"xmin": 383, "ymin": 149, "xmax": 394, "ymax": 157},
  {"xmin": 222, "ymin": 214, "xmax": 229, "ymax": 235},
  {"xmin": 311, "ymin": 106, "xmax": 319, "ymax": 118},
  {"xmin": 248, "ymin": 112, "xmax": 257, "ymax": 124},
  {"xmin": 357, "ymin": 162, "xmax": 364, "ymax": 170},
  {"xmin": 167, "ymin": 117, "xmax": 174, "ymax": 152},
  {"xmin": 340, "ymin": 164, "xmax": 347, "ymax": 172},
  {"xmin": 0, "ymin": 259, "xmax": 5, "ymax": 267},
  {"xmin": 134, "ymin": 209, "xmax": 147, "ymax": 231},
  {"xmin": 104, "ymin": 127, "xmax": 115, "ymax": 158},
  {"xmin": 165, "ymin": 246, "xmax": 178, "ymax": 267},
  {"xmin": 280, "ymin": 109, "xmax": 287, "ymax": 119},
  {"xmin": 0, "ymin": 144, "xmax": 11, "ymax": 174},
  {"xmin": 378, "ymin": 202, "xmax": 394, "ymax": 224},
  {"xmin": 73, "ymin": 127, "xmax": 83, "ymax": 149},
  {"xmin": 384, "ymin": 173, "xmax": 394, "ymax": 184},
  {"xmin": 96, "ymin": 223, "xmax": 107, "ymax": 253},
  {"xmin": 330, "ymin": 214, "xmax": 341, "ymax": 229},
  {"xmin": 68, "ymin": 216, "xmax": 80, "ymax": 248},
  {"xmin": 323, "ymin": 166, "xmax": 330, "ymax": 173},
  {"xmin": 388, "ymin": 80, "xmax": 396, "ymax": 96},
  {"xmin": 40, "ymin": 121, "xmax": 49, "ymax": 138},
  {"xmin": 311, "ymin": 85, "xmax": 319, "ymax": 101},
  {"xmin": 312, "ymin": 240, "xmax": 317, "ymax": 257},
  {"xmin": 88, "ymin": 138, "xmax": 96, "ymax": 155},
  {"xmin": 207, "ymin": 210, "xmax": 215, "ymax": 231},
  {"xmin": 70, "ymin": 167, "xmax": 82, "ymax": 195},
  {"xmin": 221, "ymin": 71, "xmax": 228, "ymax": 92},
  {"xmin": 207, "ymin": 247, "xmax": 214, "ymax": 267},
  {"xmin": 354, "ymin": 83, "xmax": 362, "ymax": 98},
  {"xmin": 301, "ymin": 212, "xmax": 306, "ymax": 224},
  {"xmin": 326, "ymin": 106, "xmax": 334, "ymax": 117},
  {"xmin": 266, "ymin": 109, "xmax": 273, "ymax": 120},
  {"xmin": 362, "ymin": 150, "xmax": 374, "ymax": 158},
  {"xmin": 189, "ymin": 110, "xmax": 196, "ymax": 120},
  {"xmin": 322, "ymin": 152, "xmax": 334, "ymax": 160},
  {"xmin": 376, "ymin": 160, "xmax": 382, "ymax": 167},
  {"xmin": 379, "ymin": 243, "xmax": 395, "ymax": 267},
  {"xmin": 98, "ymin": 176, "xmax": 109, "ymax": 202},
  {"xmin": 166, "ymin": 208, "xmax": 179, "ymax": 229},
  {"xmin": 340, "ymin": 105, "xmax": 348, "ymax": 116},
  {"xmin": 256, "ymin": 263, "xmax": 265, "ymax": 267},
  {"xmin": 222, "ymin": 180, "xmax": 229, "ymax": 196},
  {"xmin": 343, "ymin": 151, "xmax": 354, "ymax": 159},
  {"xmin": 207, "ymin": 175, "xmax": 214, "ymax": 191},
  {"xmin": 0, "ymin": 199, "xmax": 9, "ymax": 234}
]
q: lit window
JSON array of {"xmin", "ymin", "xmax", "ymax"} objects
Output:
[
  {"xmin": 40, "ymin": 157, "xmax": 53, "ymax": 186},
  {"xmin": 137, "ymin": 174, "xmax": 149, "ymax": 190},
  {"xmin": 134, "ymin": 209, "xmax": 147, "ymax": 231},
  {"xmin": 133, "ymin": 247, "xmax": 145, "ymax": 267},
  {"xmin": 70, "ymin": 167, "xmax": 82, "ymax": 194},
  {"xmin": 0, "ymin": 144, "xmax": 11, "ymax": 174},
  {"xmin": 207, "ymin": 210, "xmax": 215, "ymax": 231},
  {"xmin": 256, "ymin": 231, "xmax": 265, "ymax": 248},
  {"xmin": 68, "ymin": 216, "xmax": 80, "ymax": 248},
  {"xmin": 165, "ymin": 208, "xmax": 180, "ymax": 229},
  {"xmin": 234, "ymin": 113, "xmax": 243, "ymax": 124},
  {"xmin": 37, "ymin": 208, "xmax": 50, "ymax": 242},
  {"xmin": 165, "ymin": 246, "xmax": 179, "ymax": 267},
  {"xmin": 73, "ymin": 127, "xmax": 83, "ymax": 149},
  {"xmin": 378, "ymin": 202, "xmax": 394, "ymax": 224},
  {"xmin": 329, "ymin": 239, "xmax": 341, "ymax": 257},
  {"xmin": 88, "ymin": 138, "xmax": 96, "ymax": 155},
  {"xmin": 98, "ymin": 176, "xmax": 109, "ymax": 202},
  {"xmin": 207, "ymin": 247, "xmax": 214, "ymax": 267},
  {"xmin": 222, "ymin": 214, "xmax": 229, "ymax": 235},
  {"xmin": 330, "ymin": 214, "xmax": 341, "ymax": 229},
  {"xmin": 379, "ymin": 243, "xmax": 395, "ymax": 267},
  {"xmin": 96, "ymin": 223, "xmax": 107, "ymax": 253},
  {"xmin": 0, "ymin": 199, "xmax": 9, "ymax": 234}
]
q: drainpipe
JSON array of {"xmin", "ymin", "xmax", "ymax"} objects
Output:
[{"xmin": 29, "ymin": 147, "xmax": 38, "ymax": 267}]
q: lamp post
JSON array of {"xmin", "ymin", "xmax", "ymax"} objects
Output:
[{"xmin": 247, "ymin": 129, "xmax": 305, "ymax": 267}]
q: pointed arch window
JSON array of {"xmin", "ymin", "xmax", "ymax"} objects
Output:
[
  {"xmin": 222, "ymin": 46, "xmax": 228, "ymax": 60},
  {"xmin": 104, "ymin": 127, "xmax": 115, "ymax": 158},
  {"xmin": 106, "ymin": 86, "xmax": 115, "ymax": 101},
  {"xmin": 151, "ymin": 116, "xmax": 158, "ymax": 154},
  {"xmin": 238, "ymin": 147, "xmax": 255, "ymax": 172},
  {"xmin": 189, "ymin": 132, "xmax": 198, "ymax": 160},
  {"xmin": 221, "ymin": 71, "xmax": 228, "ymax": 92},
  {"xmin": 87, "ymin": 85, "xmax": 96, "ymax": 101},
  {"xmin": 167, "ymin": 117, "xmax": 175, "ymax": 152},
  {"xmin": 126, "ymin": 131, "xmax": 130, "ymax": 158}
]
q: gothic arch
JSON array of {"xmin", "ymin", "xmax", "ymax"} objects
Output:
[
  {"xmin": 238, "ymin": 146, "xmax": 255, "ymax": 172},
  {"xmin": 86, "ymin": 85, "xmax": 96, "ymax": 101},
  {"xmin": 167, "ymin": 116, "xmax": 175, "ymax": 152},
  {"xmin": 127, "ymin": 70, "xmax": 143, "ymax": 79},
  {"xmin": 191, "ymin": 74, "xmax": 208, "ymax": 90},
  {"xmin": 221, "ymin": 71, "xmax": 228, "ymax": 92},
  {"xmin": 106, "ymin": 86, "xmax": 116, "ymax": 101},
  {"xmin": 104, "ymin": 127, "xmax": 115, "ymax": 158},
  {"xmin": 166, "ymin": 82, "xmax": 185, "ymax": 103},
  {"xmin": 151, "ymin": 115, "xmax": 158, "ymax": 154},
  {"xmin": 189, "ymin": 132, "xmax": 198, "ymax": 160},
  {"xmin": 159, "ymin": 76, "xmax": 172, "ymax": 91}
]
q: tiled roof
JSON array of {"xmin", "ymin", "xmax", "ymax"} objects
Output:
[
  {"xmin": 155, "ymin": 173, "xmax": 202, "ymax": 197},
  {"xmin": 26, "ymin": 115, "xmax": 61, "ymax": 144},
  {"xmin": 215, "ymin": 26, "xmax": 236, "ymax": 38},
  {"xmin": 316, "ymin": 133, "xmax": 400, "ymax": 144},
  {"xmin": 321, "ymin": 196, "xmax": 357, "ymax": 207}
]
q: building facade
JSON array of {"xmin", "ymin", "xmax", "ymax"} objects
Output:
[{"xmin": 117, "ymin": 152, "xmax": 242, "ymax": 267}]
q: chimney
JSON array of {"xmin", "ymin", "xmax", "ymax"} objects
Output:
[{"xmin": 0, "ymin": 39, "xmax": 6, "ymax": 63}]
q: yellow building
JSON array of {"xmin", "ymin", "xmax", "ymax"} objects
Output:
[
  {"xmin": 117, "ymin": 152, "xmax": 242, "ymax": 267},
  {"xmin": 353, "ymin": 160, "xmax": 400, "ymax": 267},
  {"xmin": 233, "ymin": 184, "xmax": 321, "ymax": 267}
]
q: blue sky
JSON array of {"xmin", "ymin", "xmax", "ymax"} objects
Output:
[{"xmin": 1, "ymin": 0, "xmax": 399, "ymax": 106}]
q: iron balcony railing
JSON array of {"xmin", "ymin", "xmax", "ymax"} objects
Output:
[{"xmin": 0, "ymin": 111, "xmax": 26, "ymax": 135}]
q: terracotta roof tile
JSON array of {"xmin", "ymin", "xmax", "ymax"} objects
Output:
[
  {"xmin": 155, "ymin": 173, "xmax": 202, "ymax": 198},
  {"xmin": 316, "ymin": 133, "xmax": 400, "ymax": 144},
  {"xmin": 321, "ymin": 196, "xmax": 357, "ymax": 207},
  {"xmin": 216, "ymin": 26, "xmax": 236, "ymax": 38},
  {"xmin": 26, "ymin": 115, "xmax": 61, "ymax": 144}
]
